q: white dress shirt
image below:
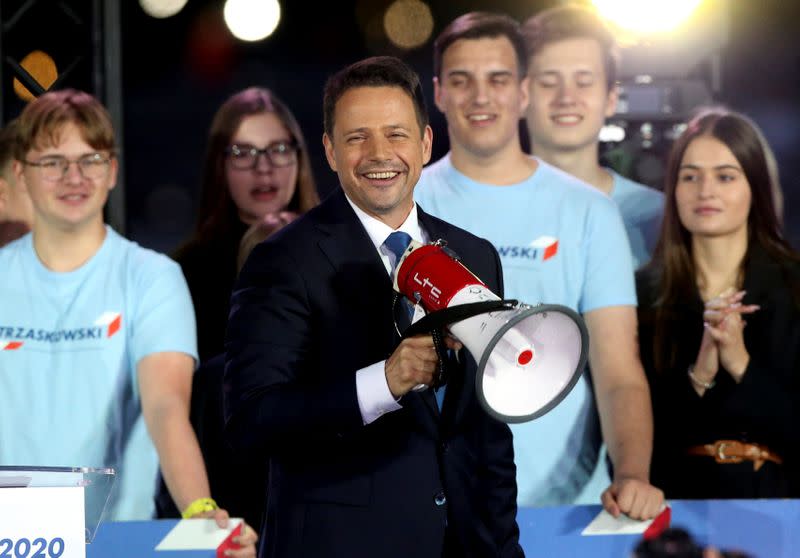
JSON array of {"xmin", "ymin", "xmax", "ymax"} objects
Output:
[{"xmin": 344, "ymin": 195, "xmax": 428, "ymax": 424}]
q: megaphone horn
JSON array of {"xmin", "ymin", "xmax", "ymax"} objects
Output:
[{"xmin": 394, "ymin": 239, "xmax": 588, "ymax": 424}]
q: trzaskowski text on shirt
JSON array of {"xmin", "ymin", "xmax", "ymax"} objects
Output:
[
  {"xmin": 0, "ymin": 314, "xmax": 122, "ymax": 348},
  {"xmin": 0, "ymin": 228, "xmax": 197, "ymax": 520}
]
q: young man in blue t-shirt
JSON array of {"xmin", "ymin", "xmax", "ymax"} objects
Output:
[
  {"xmin": 523, "ymin": 5, "xmax": 664, "ymax": 269},
  {"xmin": 415, "ymin": 12, "xmax": 663, "ymax": 519},
  {"xmin": 0, "ymin": 90, "xmax": 256, "ymax": 552}
]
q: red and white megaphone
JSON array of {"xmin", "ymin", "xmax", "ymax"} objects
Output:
[{"xmin": 394, "ymin": 239, "xmax": 588, "ymax": 424}]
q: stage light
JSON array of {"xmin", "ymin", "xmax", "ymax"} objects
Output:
[
  {"xmin": 591, "ymin": 0, "xmax": 703, "ymax": 34},
  {"xmin": 13, "ymin": 50, "xmax": 58, "ymax": 102},
  {"xmin": 384, "ymin": 0, "xmax": 434, "ymax": 50},
  {"xmin": 139, "ymin": 0, "xmax": 188, "ymax": 19},
  {"xmin": 599, "ymin": 124, "xmax": 625, "ymax": 143},
  {"xmin": 223, "ymin": 0, "xmax": 281, "ymax": 42}
]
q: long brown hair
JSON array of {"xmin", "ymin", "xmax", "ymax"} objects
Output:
[
  {"xmin": 644, "ymin": 107, "xmax": 795, "ymax": 375},
  {"xmin": 193, "ymin": 87, "xmax": 318, "ymax": 244}
]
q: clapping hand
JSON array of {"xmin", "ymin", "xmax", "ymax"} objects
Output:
[
  {"xmin": 260, "ymin": 210, "xmax": 298, "ymax": 235},
  {"xmin": 701, "ymin": 288, "xmax": 759, "ymax": 382}
]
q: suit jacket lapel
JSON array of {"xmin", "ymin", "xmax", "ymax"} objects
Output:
[
  {"xmin": 315, "ymin": 190, "xmax": 441, "ymax": 437},
  {"xmin": 418, "ymin": 207, "xmax": 446, "ymax": 246},
  {"xmin": 315, "ymin": 190, "xmax": 389, "ymax": 287}
]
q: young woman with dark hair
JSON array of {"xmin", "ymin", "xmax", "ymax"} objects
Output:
[{"xmin": 637, "ymin": 108, "xmax": 799, "ymax": 498}]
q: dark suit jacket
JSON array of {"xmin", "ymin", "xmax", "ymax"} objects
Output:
[{"xmin": 224, "ymin": 189, "xmax": 523, "ymax": 558}]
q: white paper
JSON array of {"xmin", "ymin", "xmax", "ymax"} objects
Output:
[
  {"xmin": 155, "ymin": 518, "xmax": 244, "ymax": 551},
  {"xmin": 0, "ymin": 486, "xmax": 86, "ymax": 558},
  {"xmin": 581, "ymin": 508, "xmax": 656, "ymax": 536}
]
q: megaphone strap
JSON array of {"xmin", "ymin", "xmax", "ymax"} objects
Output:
[
  {"xmin": 401, "ymin": 299, "xmax": 519, "ymax": 339},
  {"xmin": 430, "ymin": 326, "xmax": 448, "ymax": 389},
  {"xmin": 401, "ymin": 299, "xmax": 518, "ymax": 390}
]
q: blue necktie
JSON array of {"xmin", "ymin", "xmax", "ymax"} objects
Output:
[
  {"xmin": 383, "ymin": 231, "xmax": 412, "ymax": 274},
  {"xmin": 384, "ymin": 231, "xmax": 415, "ymax": 322},
  {"xmin": 383, "ymin": 231, "xmax": 445, "ymax": 410}
]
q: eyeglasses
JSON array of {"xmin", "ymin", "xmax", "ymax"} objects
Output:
[
  {"xmin": 225, "ymin": 142, "xmax": 298, "ymax": 169},
  {"xmin": 23, "ymin": 153, "xmax": 113, "ymax": 181}
]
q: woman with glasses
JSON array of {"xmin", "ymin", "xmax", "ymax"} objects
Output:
[
  {"xmin": 161, "ymin": 87, "xmax": 317, "ymax": 531},
  {"xmin": 636, "ymin": 108, "xmax": 800, "ymax": 498},
  {"xmin": 174, "ymin": 87, "xmax": 319, "ymax": 364}
]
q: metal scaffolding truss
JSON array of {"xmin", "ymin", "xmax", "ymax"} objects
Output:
[{"xmin": 0, "ymin": 0, "xmax": 125, "ymax": 231}]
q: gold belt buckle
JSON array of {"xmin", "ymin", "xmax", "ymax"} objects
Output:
[{"xmin": 715, "ymin": 441, "xmax": 742, "ymax": 464}]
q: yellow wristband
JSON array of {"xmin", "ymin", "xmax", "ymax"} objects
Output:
[{"xmin": 181, "ymin": 497, "xmax": 218, "ymax": 519}]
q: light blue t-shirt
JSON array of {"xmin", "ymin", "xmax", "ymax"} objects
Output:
[
  {"xmin": 0, "ymin": 227, "xmax": 197, "ymax": 520},
  {"xmin": 608, "ymin": 170, "xmax": 664, "ymax": 270},
  {"xmin": 415, "ymin": 154, "xmax": 636, "ymax": 506}
]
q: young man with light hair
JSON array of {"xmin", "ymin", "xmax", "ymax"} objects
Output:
[
  {"xmin": 0, "ymin": 89, "xmax": 256, "ymax": 553},
  {"xmin": 415, "ymin": 12, "xmax": 663, "ymax": 519},
  {"xmin": 523, "ymin": 4, "xmax": 664, "ymax": 268}
]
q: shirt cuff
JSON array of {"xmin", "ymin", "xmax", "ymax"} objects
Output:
[{"xmin": 356, "ymin": 360, "xmax": 402, "ymax": 425}]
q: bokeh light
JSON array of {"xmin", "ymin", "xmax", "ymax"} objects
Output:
[
  {"xmin": 139, "ymin": 0, "xmax": 189, "ymax": 19},
  {"xmin": 187, "ymin": 8, "xmax": 237, "ymax": 84},
  {"xmin": 224, "ymin": 0, "xmax": 281, "ymax": 42},
  {"xmin": 599, "ymin": 124, "xmax": 626, "ymax": 143},
  {"xmin": 383, "ymin": 0, "xmax": 434, "ymax": 50},
  {"xmin": 592, "ymin": 0, "xmax": 703, "ymax": 34},
  {"xmin": 13, "ymin": 50, "xmax": 58, "ymax": 102}
]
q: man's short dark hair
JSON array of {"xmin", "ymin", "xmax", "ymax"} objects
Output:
[
  {"xmin": 433, "ymin": 12, "xmax": 528, "ymax": 80},
  {"xmin": 522, "ymin": 4, "xmax": 619, "ymax": 90},
  {"xmin": 323, "ymin": 56, "xmax": 428, "ymax": 138}
]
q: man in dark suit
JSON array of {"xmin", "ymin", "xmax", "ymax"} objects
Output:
[{"xmin": 224, "ymin": 55, "xmax": 524, "ymax": 558}]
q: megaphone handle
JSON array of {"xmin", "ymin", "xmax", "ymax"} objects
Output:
[{"xmin": 409, "ymin": 327, "xmax": 448, "ymax": 392}]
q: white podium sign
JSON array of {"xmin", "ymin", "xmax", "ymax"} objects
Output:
[{"xmin": 0, "ymin": 486, "xmax": 86, "ymax": 558}]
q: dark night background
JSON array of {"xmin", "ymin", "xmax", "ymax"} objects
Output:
[{"xmin": 3, "ymin": 0, "xmax": 800, "ymax": 252}]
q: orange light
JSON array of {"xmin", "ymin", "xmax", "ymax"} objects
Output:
[{"xmin": 13, "ymin": 50, "xmax": 58, "ymax": 102}]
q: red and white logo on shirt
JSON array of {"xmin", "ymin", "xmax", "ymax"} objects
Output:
[
  {"xmin": 530, "ymin": 236, "xmax": 559, "ymax": 261},
  {"xmin": 94, "ymin": 312, "xmax": 123, "ymax": 338},
  {"xmin": 0, "ymin": 341, "xmax": 23, "ymax": 351}
]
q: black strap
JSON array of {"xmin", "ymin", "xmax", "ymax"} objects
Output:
[
  {"xmin": 401, "ymin": 300, "xmax": 519, "ymax": 389},
  {"xmin": 401, "ymin": 300, "xmax": 519, "ymax": 339}
]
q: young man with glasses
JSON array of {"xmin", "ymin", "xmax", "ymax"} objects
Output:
[{"xmin": 0, "ymin": 89, "xmax": 257, "ymax": 552}]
